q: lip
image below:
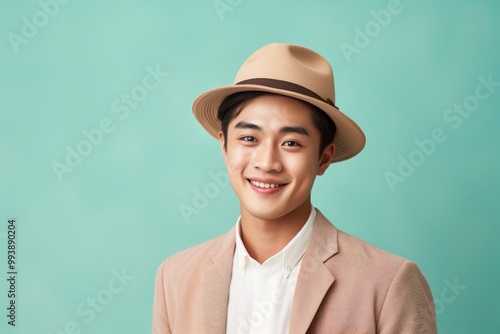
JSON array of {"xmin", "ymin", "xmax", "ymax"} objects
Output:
[{"xmin": 246, "ymin": 178, "xmax": 288, "ymax": 194}]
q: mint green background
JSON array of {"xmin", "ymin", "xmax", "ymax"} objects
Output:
[{"xmin": 1, "ymin": 0, "xmax": 499, "ymax": 333}]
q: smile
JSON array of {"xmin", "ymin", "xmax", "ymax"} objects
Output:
[{"xmin": 248, "ymin": 179, "xmax": 286, "ymax": 189}]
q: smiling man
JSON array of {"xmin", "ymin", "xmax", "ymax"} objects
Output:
[{"xmin": 153, "ymin": 43, "xmax": 438, "ymax": 334}]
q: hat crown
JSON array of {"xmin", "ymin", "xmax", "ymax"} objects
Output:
[{"xmin": 234, "ymin": 43, "xmax": 336, "ymax": 105}]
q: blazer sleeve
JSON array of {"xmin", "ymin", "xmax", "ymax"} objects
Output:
[
  {"xmin": 152, "ymin": 259, "xmax": 172, "ymax": 334},
  {"xmin": 377, "ymin": 261, "xmax": 438, "ymax": 334}
]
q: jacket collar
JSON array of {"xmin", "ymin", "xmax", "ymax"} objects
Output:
[
  {"xmin": 289, "ymin": 209, "xmax": 339, "ymax": 334},
  {"xmin": 200, "ymin": 209, "xmax": 339, "ymax": 334},
  {"xmin": 201, "ymin": 226, "xmax": 236, "ymax": 334}
]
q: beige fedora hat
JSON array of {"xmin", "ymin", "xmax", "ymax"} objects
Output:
[{"xmin": 192, "ymin": 43, "xmax": 365, "ymax": 163}]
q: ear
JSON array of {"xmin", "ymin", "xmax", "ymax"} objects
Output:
[
  {"xmin": 218, "ymin": 131, "xmax": 228, "ymax": 163},
  {"xmin": 317, "ymin": 143, "xmax": 335, "ymax": 176}
]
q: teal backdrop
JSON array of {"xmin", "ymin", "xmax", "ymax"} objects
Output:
[{"xmin": 1, "ymin": 0, "xmax": 499, "ymax": 333}]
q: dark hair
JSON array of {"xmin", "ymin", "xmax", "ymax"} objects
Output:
[{"xmin": 217, "ymin": 91, "xmax": 336, "ymax": 157}]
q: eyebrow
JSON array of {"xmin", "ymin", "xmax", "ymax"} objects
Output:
[
  {"xmin": 280, "ymin": 126, "xmax": 309, "ymax": 136},
  {"xmin": 234, "ymin": 121, "xmax": 309, "ymax": 136},
  {"xmin": 234, "ymin": 121, "xmax": 261, "ymax": 131}
]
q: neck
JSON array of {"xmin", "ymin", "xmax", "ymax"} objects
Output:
[{"xmin": 239, "ymin": 201, "xmax": 312, "ymax": 264}]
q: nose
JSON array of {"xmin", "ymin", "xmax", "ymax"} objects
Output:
[{"xmin": 252, "ymin": 143, "xmax": 282, "ymax": 172}]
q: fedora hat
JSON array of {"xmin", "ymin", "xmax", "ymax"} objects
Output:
[{"xmin": 192, "ymin": 43, "xmax": 365, "ymax": 163}]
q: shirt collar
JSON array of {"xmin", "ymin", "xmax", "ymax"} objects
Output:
[{"xmin": 234, "ymin": 206, "xmax": 316, "ymax": 277}]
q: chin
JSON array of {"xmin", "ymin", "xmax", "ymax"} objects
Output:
[
  {"xmin": 243, "ymin": 202, "xmax": 296, "ymax": 221},
  {"xmin": 248, "ymin": 211, "xmax": 286, "ymax": 221}
]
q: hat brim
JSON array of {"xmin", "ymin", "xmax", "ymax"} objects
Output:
[{"xmin": 192, "ymin": 84, "xmax": 366, "ymax": 163}]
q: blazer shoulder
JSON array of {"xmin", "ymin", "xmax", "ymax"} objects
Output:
[
  {"xmin": 156, "ymin": 228, "xmax": 235, "ymax": 280},
  {"xmin": 336, "ymin": 229, "xmax": 407, "ymax": 267},
  {"xmin": 314, "ymin": 210, "xmax": 408, "ymax": 273},
  {"xmin": 324, "ymin": 228, "xmax": 425, "ymax": 287}
]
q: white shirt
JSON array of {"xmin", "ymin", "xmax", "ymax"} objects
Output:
[{"xmin": 226, "ymin": 207, "xmax": 316, "ymax": 334}]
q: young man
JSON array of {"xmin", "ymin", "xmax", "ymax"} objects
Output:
[{"xmin": 153, "ymin": 43, "xmax": 437, "ymax": 334}]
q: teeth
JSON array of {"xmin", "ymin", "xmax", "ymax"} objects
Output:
[{"xmin": 250, "ymin": 180, "xmax": 283, "ymax": 189}]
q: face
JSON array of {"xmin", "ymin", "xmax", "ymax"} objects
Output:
[{"xmin": 219, "ymin": 94, "xmax": 334, "ymax": 222}]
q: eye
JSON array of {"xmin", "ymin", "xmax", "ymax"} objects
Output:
[
  {"xmin": 283, "ymin": 141, "xmax": 301, "ymax": 147},
  {"xmin": 240, "ymin": 136, "xmax": 257, "ymax": 142}
]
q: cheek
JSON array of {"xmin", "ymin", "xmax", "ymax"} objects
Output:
[
  {"xmin": 288, "ymin": 158, "xmax": 318, "ymax": 183},
  {"xmin": 225, "ymin": 147, "xmax": 250, "ymax": 173}
]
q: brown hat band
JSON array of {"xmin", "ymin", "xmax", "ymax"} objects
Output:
[{"xmin": 235, "ymin": 78, "xmax": 338, "ymax": 109}]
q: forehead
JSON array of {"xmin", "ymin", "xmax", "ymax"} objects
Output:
[{"xmin": 230, "ymin": 94, "xmax": 317, "ymax": 129}]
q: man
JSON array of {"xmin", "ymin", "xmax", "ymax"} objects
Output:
[{"xmin": 153, "ymin": 43, "xmax": 437, "ymax": 333}]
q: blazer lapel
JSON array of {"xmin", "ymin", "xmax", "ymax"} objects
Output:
[
  {"xmin": 201, "ymin": 227, "xmax": 236, "ymax": 334},
  {"xmin": 289, "ymin": 210, "xmax": 339, "ymax": 334}
]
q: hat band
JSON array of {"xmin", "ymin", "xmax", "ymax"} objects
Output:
[{"xmin": 235, "ymin": 78, "xmax": 337, "ymax": 109}]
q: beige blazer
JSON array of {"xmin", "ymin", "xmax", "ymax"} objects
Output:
[{"xmin": 153, "ymin": 210, "xmax": 437, "ymax": 333}]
